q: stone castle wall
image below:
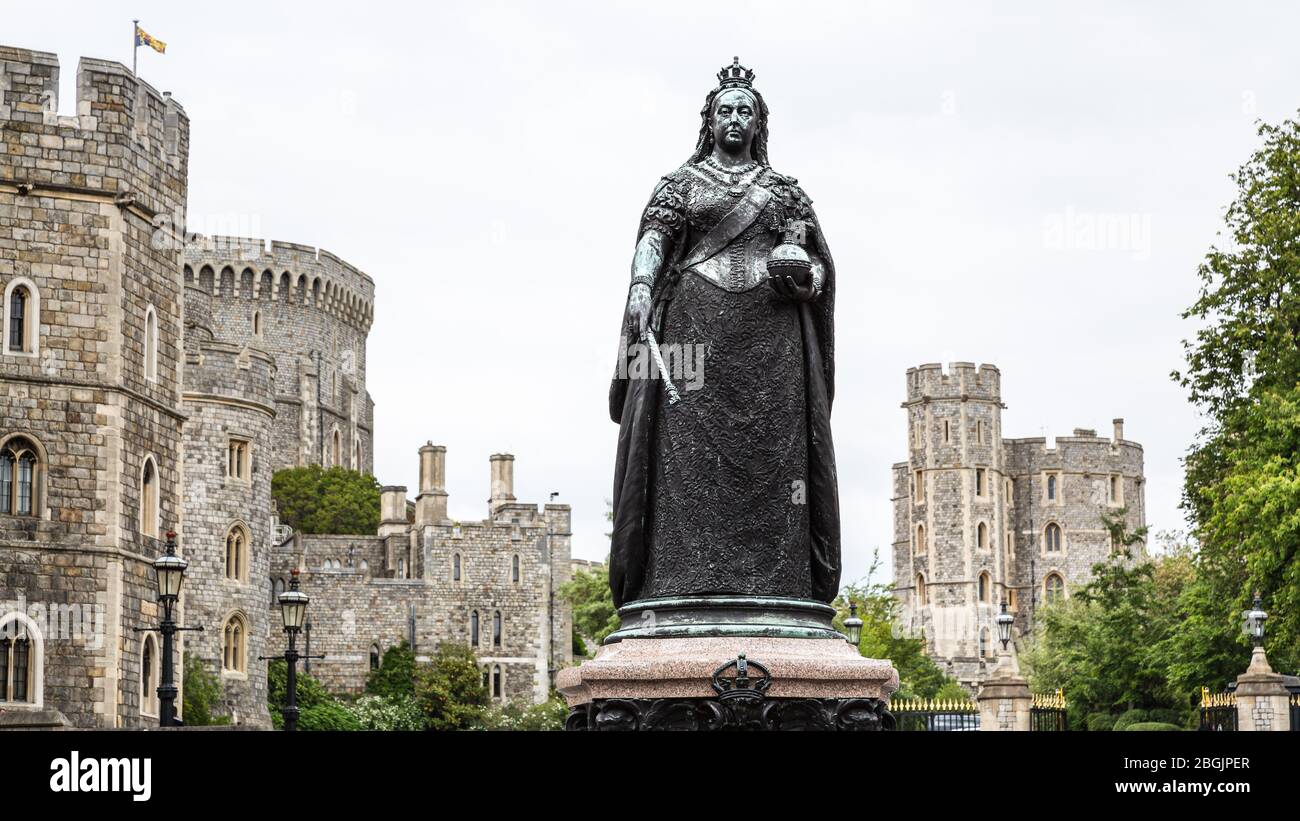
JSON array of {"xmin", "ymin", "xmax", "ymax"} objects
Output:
[
  {"xmin": 0, "ymin": 44, "xmax": 190, "ymax": 727},
  {"xmin": 893, "ymin": 363, "xmax": 1146, "ymax": 688}
]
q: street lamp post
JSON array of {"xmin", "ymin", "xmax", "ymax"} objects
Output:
[
  {"xmin": 261, "ymin": 568, "xmax": 323, "ymax": 731},
  {"xmin": 135, "ymin": 531, "xmax": 203, "ymax": 727}
]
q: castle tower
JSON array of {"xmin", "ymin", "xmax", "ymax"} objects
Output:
[
  {"xmin": 178, "ymin": 281, "xmax": 276, "ymax": 726},
  {"xmin": 182, "ymin": 238, "xmax": 375, "ymax": 475},
  {"xmin": 0, "ymin": 46, "xmax": 190, "ymax": 727},
  {"xmin": 893, "ymin": 363, "xmax": 1008, "ymax": 686}
]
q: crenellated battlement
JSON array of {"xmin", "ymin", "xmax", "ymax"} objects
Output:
[
  {"xmin": 905, "ymin": 362, "xmax": 1001, "ymax": 403},
  {"xmin": 183, "ymin": 235, "xmax": 374, "ymax": 331},
  {"xmin": 0, "ymin": 45, "xmax": 188, "ymax": 218}
]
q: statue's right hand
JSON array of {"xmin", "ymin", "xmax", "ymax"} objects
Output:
[{"xmin": 628, "ymin": 283, "xmax": 652, "ymax": 339}]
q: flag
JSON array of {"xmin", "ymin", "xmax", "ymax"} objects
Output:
[{"xmin": 135, "ymin": 25, "xmax": 166, "ymax": 54}]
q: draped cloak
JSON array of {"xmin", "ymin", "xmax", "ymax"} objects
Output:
[{"xmin": 608, "ymin": 163, "xmax": 840, "ymax": 609}]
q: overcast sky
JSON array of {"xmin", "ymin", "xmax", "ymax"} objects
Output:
[{"xmin": 11, "ymin": 2, "xmax": 1300, "ymax": 585}]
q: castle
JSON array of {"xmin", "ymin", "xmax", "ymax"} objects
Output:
[
  {"xmin": 0, "ymin": 45, "xmax": 570, "ymax": 729},
  {"xmin": 891, "ymin": 363, "xmax": 1146, "ymax": 688}
]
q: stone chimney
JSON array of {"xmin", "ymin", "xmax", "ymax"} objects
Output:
[
  {"xmin": 379, "ymin": 485, "xmax": 408, "ymax": 538},
  {"xmin": 489, "ymin": 453, "xmax": 516, "ymax": 517},
  {"xmin": 1113, "ymin": 418, "xmax": 1125, "ymax": 442},
  {"xmin": 415, "ymin": 442, "xmax": 448, "ymax": 526}
]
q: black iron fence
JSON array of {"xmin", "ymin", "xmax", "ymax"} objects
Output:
[
  {"xmin": 1031, "ymin": 690, "xmax": 1068, "ymax": 731},
  {"xmin": 890, "ymin": 697, "xmax": 979, "ymax": 731},
  {"xmin": 1199, "ymin": 689, "xmax": 1237, "ymax": 731}
]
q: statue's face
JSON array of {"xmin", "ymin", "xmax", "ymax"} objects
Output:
[{"xmin": 710, "ymin": 89, "xmax": 757, "ymax": 156}]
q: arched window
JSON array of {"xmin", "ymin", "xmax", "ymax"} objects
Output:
[
  {"xmin": 0, "ymin": 436, "xmax": 41, "ymax": 517},
  {"xmin": 915, "ymin": 573, "xmax": 927, "ymax": 607},
  {"xmin": 977, "ymin": 522, "xmax": 988, "ymax": 551},
  {"xmin": 252, "ymin": 310, "xmax": 261, "ymax": 337},
  {"xmin": 354, "ymin": 440, "xmax": 362, "ymax": 472},
  {"xmin": 0, "ymin": 615, "xmax": 39, "ymax": 705},
  {"xmin": 452, "ymin": 553, "xmax": 462, "ymax": 583},
  {"xmin": 1044, "ymin": 573, "xmax": 1066, "ymax": 604},
  {"xmin": 140, "ymin": 456, "xmax": 159, "ymax": 538},
  {"xmin": 143, "ymin": 305, "xmax": 158, "ymax": 382},
  {"xmin": 222, "ymin": 614, "xmax": 247, "ymax": 673},
  {"xmin": 1046, "ymin": 473, "xmax": 1058, "ymax": 501},
  {"xmin": 491, "ymin": 665, "xmax": 503, "ymax": 700},
  {"xmin": 915, "ymin": 523, "xmax": 926, "ymax": 555},
  {"xmin": 331, "ymin": 428, "xmax": 341, "ymax": 467},
  {"xmin": 140, "ymin": 634, "xmax": 158, "ymax": 717},
  {"xmin": 511, "ymin": 555, "xmax": 520, "ymax": 584},
  {"xmin": 469, "ymin": 610, "xmax": 480, "ymax": 647},
  {"xmin": 978, "ymin": 572, "xmax": 990, "ymax": 603},
  {"xmin": 1044, "ymin": 523, "xmax": 1062, "ymax": 553},
  {"xmin": 369, "ymin": 644, "xmax": 381, "ymax": 671},
  {"xmin": 492, "ymin": 610, "xmax": 502, "ymax": 648},
  {"xmin": 225, "ymin": 524, "xmax": 247, "ymax": 581},
  {"xmin": 3, "ymin": 279, "xmax": 39, "ymax": 356}
]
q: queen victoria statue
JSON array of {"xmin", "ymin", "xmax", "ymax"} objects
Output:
[
  {"xmin": 609, "ymin": 58, "xmax": 840, "ymax": 615},
  {"xmin": 561, "ymin": 59, "xmax": 896, "ymax": 731}
]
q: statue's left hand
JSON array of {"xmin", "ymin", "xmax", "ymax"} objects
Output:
[{"xmin": 769, "ymin": 273, "xmax": 817, "ymax": 302}]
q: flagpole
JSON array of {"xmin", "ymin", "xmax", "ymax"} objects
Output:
[{"xmin": 132, "ymin": 19, "xmax": 139, "ymax": 75}]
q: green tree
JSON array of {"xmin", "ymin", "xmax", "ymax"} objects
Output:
[
  {"xmin": 559, "ymin": 563, "xmax": 620, "ymax": 647},
  {"xmin": 414, "ymin": 644, "xmax": 490, "ymax": 730},
  {"xmin": 1172, "ymin": 112, "xmax": 1300, "ymax": 688},
  {"xmin": 271, "ymin": 465, "xmax": 381, "ymax": 535},
  {"xmin": 266, "ymin": 658, "xmax": 361, "ymax": 731},
  {"xmin": 181, "ymin": 655, "xmax": 230, "ymax": 726},
  {"xmin": 833, "ymin": 550, "xmax": 957, "ymax": 699},
  {"xmin": 365, "ymin": 641, "xmax": 418, "ymax": 701}
]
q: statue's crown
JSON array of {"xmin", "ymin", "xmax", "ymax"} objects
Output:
[{"xmin": 717, "ymin": 56, "xmax": 755, "ymax": 90}]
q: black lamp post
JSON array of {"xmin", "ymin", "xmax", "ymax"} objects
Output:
[
  {"xmin": 843, "ymin": 602, "xmax": 863, "ymax": 646},
  {"xmin": 1245, "ymin": 592, "xmax": 1268, "ymax": 648},
  {"xmin": 996, "ymin": 600, "xmax": 1014, "ymax": 650},
  {"xmin": 262, "ymin": 568, "xmax": 323, "ymax": 731},
  {"xmin": 135, "ymin": 531, "xmax": 203, "ymax": 727}
]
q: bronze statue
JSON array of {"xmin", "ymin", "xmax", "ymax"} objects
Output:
[{"xmin": 609, "ymin": 58, "xmax": 840, "ymax": 610}]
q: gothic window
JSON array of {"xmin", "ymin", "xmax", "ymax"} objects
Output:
[
  {"xmin": 222, "ymin": 614, "xmax": 247, "ymax": 673},
  {"xmin": 1044, "ymin": 574, "xmax": 1066, "ymax": 604},
  {"xmin": 330, "ymin": 428, "xmax": 341, "ymax": 467},
  {"xmin": 1044, "ymin": 523, "xmax": 1062, "ymax": 553},
  {"xmin": 0, "ymin": 437, "xmax": 40, "ymax": 518},
  {"xmin": 915, "ymin": 523, "xmax": 926, "ymax": 556},
  {"xmin": 452, "ymin": 553, "xmax": 462, "ymax": 582},
  {"xmin": 511, "ymin": 555, "xmax": 520, "ymax": 584},
  {"xmin": 225, "ymin": 524, "xmax": 248, "ymax": 581},
  {"xmin": 977, "ymin": 522, "xmax": 988, "ymax": 551},
  {"xmin": 915, "ymin": 573, "xmax": 927, "ymax": 607},
  {"xmin": 469, "ymin": 610, "xmax": 480, "ymax": 647},
  {"xmin": 1045, "ymin": 472, "xmax": 1061, "ymax": 502},
  {"xmin": 492, "ymin": 610, "xmax": 502, "ymax": 648},
  {"xmin": 140, "ymin": 456, "xmax": 159, "ymax": 538},
  {"xmin": 3, "ymin": 279, "xmax": 38, "ymax": 356},
  {"xmin": 252, "ymin": 310, "xmax": 262, "ymax": 337},
  {"xmin": 227, "ymin": 438, "xmax": 250, "ymax": 481},
  {"xmin": 140, "ymin": 634, "xmax": 158, "ymax": 717},
  {"xmin": 978, "ymin": 571, "xmax": 990, "ymax": 603},
  {"xmin": 975, "ymin": 468, "xmax": 986, "ymax": 497},
  {"xmin": 491, "ymin": 665, "xmax": 503, "ymax": 700},
  {"xmin": 144, "ymin": 305, "xmax": 159, "ymax": 383},
  {"xmin": 369, "ymin": 644, "xmax": 381, "ymax": 671},
  {"xmin": 354, "ymin": 440, "xmax": 362, "ymax": 472},
  {"xmin": 0, "ymin": 618, "xmax": 36, "ymax": 704}
]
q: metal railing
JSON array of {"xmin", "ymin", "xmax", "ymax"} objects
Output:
[
  {"xmin": 1031, "ymin": 689, "xmax": 1068, "ymax": 731},
  {"xmin": 1199, "ymin": 688, "xmax": 1237, "ymax": 731},
  {"xmin": 890, "ymin": 697, "xmax": 980, "ymax": 731}
]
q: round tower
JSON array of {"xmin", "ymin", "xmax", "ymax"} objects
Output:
[
  {"xmin": 180, "ymin": 273, "xmax": 278, "ymax": 726},
  {"xmin": 899, "ymin": 362, "xmax": 1007, "ymax": 686}
]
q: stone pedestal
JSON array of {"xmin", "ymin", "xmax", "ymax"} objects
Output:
[
  {"xmin": 1235, "ymin": 647, "xmax": 1292, "ymax": 732},
  {"xmin": 976, "ymin": 649, "xmax": 1032, "ymax": 731},
  {"xmin": 558, "ymin": 596, "xmax": 899, "ymax": 731}
]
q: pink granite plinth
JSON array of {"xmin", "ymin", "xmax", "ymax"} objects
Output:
[{"xmin": 557, "ymin": 636, "xmax": 899, "ymax": 706}]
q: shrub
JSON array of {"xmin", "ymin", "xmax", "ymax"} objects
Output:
[
  {"xmin": 478, "ymin": 694, "xmax": 569, "ymax": 731},
  {"xmin": 366, "ymin": 641, "xmax": 418, "ymax": 701},
  {"xmin": 267, "ymin": 658, "xmax": 338, "ymax": 730},
  {"xmin": 415, "ymin": 644, "xmax": 490, "ymax": 730},
  {"xmin": 298, "ymin": 700, "xmax": 363, "ymax": 731},
  {"xmin": 348, "ymin": 694, "xmax": 425, "ymax": 731},
  {"xmin": 1113, "ymin": 708, "xmax": 1149, "ymax": 731},
  {"xmin": 1124, "ymin": 722, "xmax": 1183, "ymax": 731},
  {"xmin": 1086, "ymin": 712, "xmax": 1117, "ymax": 732}
]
